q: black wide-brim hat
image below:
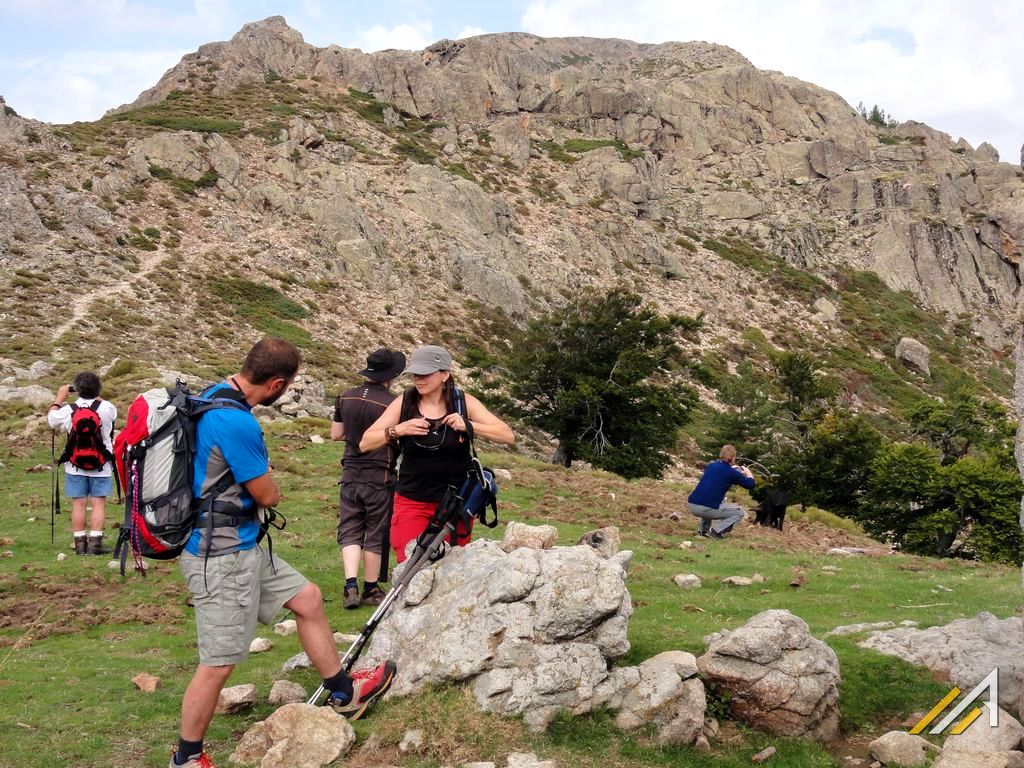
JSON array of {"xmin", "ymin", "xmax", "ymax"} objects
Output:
[{"xmin": 358, "ymin": 348, "xmax": 407, "ymax": 381}]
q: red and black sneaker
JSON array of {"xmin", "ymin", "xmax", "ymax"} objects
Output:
[
  {"xmin": 327, "ymin": 660, "xmax": 397, "ymax": 720},
  {"xmin": 168, "ymin": 751, "xmax": 216, "ymax": 768}
]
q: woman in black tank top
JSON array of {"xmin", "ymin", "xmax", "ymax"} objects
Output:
[{"xmin": 360, "ymin": 345, "xmax": 514, "ymax": 561}]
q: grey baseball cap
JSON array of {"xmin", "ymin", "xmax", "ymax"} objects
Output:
[{"xmin": 405, "ymin": 345, "xmax": 453, "ymax": 375}]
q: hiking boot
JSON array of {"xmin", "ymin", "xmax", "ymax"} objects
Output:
[
  {"xmin": 86, "ymin": 534, "xmax": 111, "ymax": 556},
  {"xmin": 360, "ymin": 584, "xmax": 387, "ymax": 606},
  {"xmin": 168, "ymin": 751, "xmax": 216, "ymax": 768},
  {"xmin": 74, "ymin": 536, "xmax": 88, "ymax": 555},
  {"xmin": 707, "ymin": 528, "xmax": 725, "ymax": 539},
  {"xmin": 326, "ymin": 660, "xmax": 396, "ymax": 720},
  {"xmin": 343, "ymin": 585, "xmax": 361, "ymax": 610}
]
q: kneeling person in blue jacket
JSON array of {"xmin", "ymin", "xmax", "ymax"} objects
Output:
[{"xmin": 687, "ymin": 444, "xmax": 755, "ymax": 539}]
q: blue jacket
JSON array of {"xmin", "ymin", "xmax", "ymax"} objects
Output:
[{"xmin": 688, "ymin": 460, "xmax": 755, "ymax": 509}]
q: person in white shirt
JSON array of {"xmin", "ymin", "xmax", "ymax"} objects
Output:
[{"xmin": 46, "ymin": 371, "xmax": 117, "ymax": 555}]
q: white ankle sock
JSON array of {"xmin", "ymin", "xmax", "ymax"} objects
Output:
[
  {"xmin": 74, "ymin": 531, "xmax": 86, "ymax": 538},
  {"xmin": 89, "ymin": 530, "xmax": 103, "ymax": 537}
]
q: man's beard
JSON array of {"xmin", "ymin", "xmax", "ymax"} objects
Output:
[{"xmin": 260, "ymin": 388, "xmax": 287, "ymax": 406}]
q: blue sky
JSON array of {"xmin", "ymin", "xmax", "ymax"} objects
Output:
[{"xmin": 0, "ymin": 1, "xmax": 1020, "ymax": 163}]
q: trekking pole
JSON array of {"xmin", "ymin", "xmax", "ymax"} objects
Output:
[
  {"xmin": 50, "ymin": 429, "xmax": 59, "ymax": 546},
  {"xmin": 307, "ymin": 509, "xmax": 460, "ymax": 706}
]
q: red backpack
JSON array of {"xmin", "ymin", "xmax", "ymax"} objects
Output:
[{"xmin": 58, "ymin": 400, "xmax": 114, "ymax": 471}]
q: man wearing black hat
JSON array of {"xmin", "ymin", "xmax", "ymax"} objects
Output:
[{"xmin": 331, "ymin": 348, "xmax": 406, "ymax": 609}]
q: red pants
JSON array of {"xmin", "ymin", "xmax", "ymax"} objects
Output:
[{"xmin": 391, "ymin": 492, "xmax": 473, "ymax": 563}]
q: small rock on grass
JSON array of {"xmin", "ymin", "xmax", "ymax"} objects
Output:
[
  {"xmin": 132, "ymin": 672, "xmax": 160, "ymax": 692},
  {"xmin": 216, "ymin": 683, "xmax": 257, "ymax": 714},
  {"xmin": 274, "ymin": 619, "xmax": 297, "ymax": 636},
  {"xmin": 674, "ymin": 574, "xmax": 702, "ymax": 589},
  {"xmin": 722, "ymin": 576, "xmax": 752, "ymax": 586},
  {"xmin": 56, "ymin": 552, "xmax": 66, "ymax": 561},
  {"xmin": 752, "ymin": 746, "xmax": 777, "ymax": 763},
  {"xmin": 506, "ymin": 754, "xmax": 557, "ymax": 768},
  {"xmin": 268, "ymin": 679, "xmax": 306, "ymax": 705},
  {"xmin": 399, "ymin": 729, "xmax": 424, "ymax": 753},
  {"xmin": 250, "ymin": 637, "xmax": 273, "ymax": 653}
]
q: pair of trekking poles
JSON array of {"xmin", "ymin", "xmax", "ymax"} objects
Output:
[{"xmin": 308, "ymin": 456, "xmax": 498, "ymax": 705}]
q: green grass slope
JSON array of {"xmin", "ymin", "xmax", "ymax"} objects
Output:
[{"xmin": 0, "ymin": 424, "xmax": 1018, "ymax": 768}]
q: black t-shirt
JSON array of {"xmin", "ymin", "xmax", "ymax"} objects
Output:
[
  {"xmin": 395, "ymin": 390, "xmax": 470, "ymax": 502},
  {"xmin": 333, "ymin": 382, "xmax": 397, "ymax": 485}
]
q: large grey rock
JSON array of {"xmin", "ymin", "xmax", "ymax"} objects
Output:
[
  {"xmin": 231, "ymin": 703, "xmax": 355, "ymax": 768},
  {"xmin": 895, "ymin": 337, "xmax": 931, "ymax": 376},
  {"xmin": 0, "ymin": 385, "xmax": 54, "ymax": 408},
  {"xmin": 704, "ymin": 191, "xmax": 764, "ymax": 219},
  {"xmin": 860, "ymin": 613, "xmax": 1023, "ymax": 710},
  {"xmin": 360, "ymin": 539, "xmax": 632, "ymax": 730},
  {"xmin": 932, "ymin": 750, "xmax": 1024, "ymax": 768},
  {"xmin": 698, "ymin": 609, "xmax": 841, "ymax": 741},
  {"xmin": 942, "ymin": 707, "xmax": 1024, "ymax": 753},
  {"xmin": 868, "ymin": 730, "xmax": 939, "ymax": 766},
  {"xmin": 614, "ymin": 651, "xmax": 705, "ymax": 745}
]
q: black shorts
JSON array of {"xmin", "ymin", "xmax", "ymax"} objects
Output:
[{"xmin": 337, "ymin": 482, "xmax": 393, "ymax": 552}]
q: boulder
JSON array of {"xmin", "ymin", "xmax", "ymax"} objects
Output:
[
  {"xmin": 704, "ymin": 191, "xmax": 764, "ymax": 219},
  {"xmin": 976, "ymin": 142, "xmax": 1000, "ymax": 163},
  {"xmin": 868, "ymin": 731, "xmax": 939, "ymax": 766},
  {"xmin": 895, "ymin": 337, "xmax": 931, "ymax": 376},
  {"xmin": 860, "ymin": 613, "xmax": 1023, "ymax": 710},
  {"xmin": 576, "ymin": 527, "xmax": 621, "ymax": 559},
  {"xmin": 268, "ymin": 680, "xmax": 307, "ymax": 706},
  {"xmin": 360, "ymin": 540, "xmax": 632, "ymax": 730},
  {"xmin": 615, "ymin": 651, "xmax": 706, "ymax": 745},
  {"xmin": 231, "ymin": 703, "xmax": 356, "ymax": 768},
  {"xmin": 501, "ymin": 521, "xmax": 558, "ymax": 552},
  {"xmin": 0, "ymin": 385, "xmax": 55, "ymax": 408},
  {"xmin": 942, "ymin": 707, "xmax": 1024, "ymax": 753},
  {"xmin": 698, "ymin": 609, "xmax": 841, "ymax": 741},
  {"xmin": 217, "ymin": 684, "xmax": 257, "ymax": 714},
  {"xmin": 813, "ymin": 297, "xmax": 839, "ymax": 323},
  {"xmin": 932, "ymin": 750, "xmax": 1024, "ymax": 768}
]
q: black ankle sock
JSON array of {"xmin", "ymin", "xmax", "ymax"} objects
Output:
[
  {"xmin": 362, "ymin": 580, "xmax": 377, "ymax": 592},
  {"xmin": 324, "ymin": 669, "xmax": 353, "ymax": 702},
  {"xmin": 345, "ymin": 577, "xmax": 358, "ymax": 590},
  {"xmin": 175, "ymin": 738, "xmax": 203, "ymax": 765}
]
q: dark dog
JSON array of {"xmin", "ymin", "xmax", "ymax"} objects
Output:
[{"xmin": 754, "ymin": 490, "xmax": 789, "ymax": 531}]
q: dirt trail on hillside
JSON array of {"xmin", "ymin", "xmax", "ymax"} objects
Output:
[{"xmin": 50, "ymin": 249, "xmax": 167, "ymax": 340}]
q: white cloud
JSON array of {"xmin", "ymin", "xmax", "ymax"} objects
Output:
[
  {"xmin": 347, "ymin": 21, "xmax": 434, "ymax": 52},
  {"xmin": 521, "ymin": 0, "xmax": 1024, "ymax": 163},
  {"xmin": 0, "ymin": 48, "xmax": 186, "ymax": 123},
  {"xmin": 456, "ymin": 25, "xmax": 487, "ymax": 40}
]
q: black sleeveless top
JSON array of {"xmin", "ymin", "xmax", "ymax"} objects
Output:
[{"xmin": 395, "ymin": 390, "xmax": 470, "ymax": 502}]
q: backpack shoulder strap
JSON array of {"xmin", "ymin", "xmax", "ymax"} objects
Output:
[
  {"xmin": 88, "ymin": 400, "xmax": 102, "ymax": 414},
  {"xmin": 68, "ymin": 403, "xmax": 80, "ymax": 415},
  {"xmin": 454, "ymin": 388, "xmax": 477, "ymax": 454}
]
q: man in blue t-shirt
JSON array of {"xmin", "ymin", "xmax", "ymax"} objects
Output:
[
  {"xmin": 171, "ymin": 339, "xmax": 397, "ymax": 768},
  {"xmin": 687, "ymin": 444, "xmax": 755, "ymax": 539}
]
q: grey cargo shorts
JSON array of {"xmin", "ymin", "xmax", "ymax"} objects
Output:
[{"xmin": 180, "ymin": 546, "xmax": 306, "ymax": 666}]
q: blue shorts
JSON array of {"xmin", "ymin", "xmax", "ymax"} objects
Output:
[{"xmin": 65, "ymin": 473, "xmax": 113, "ymax": 499}]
